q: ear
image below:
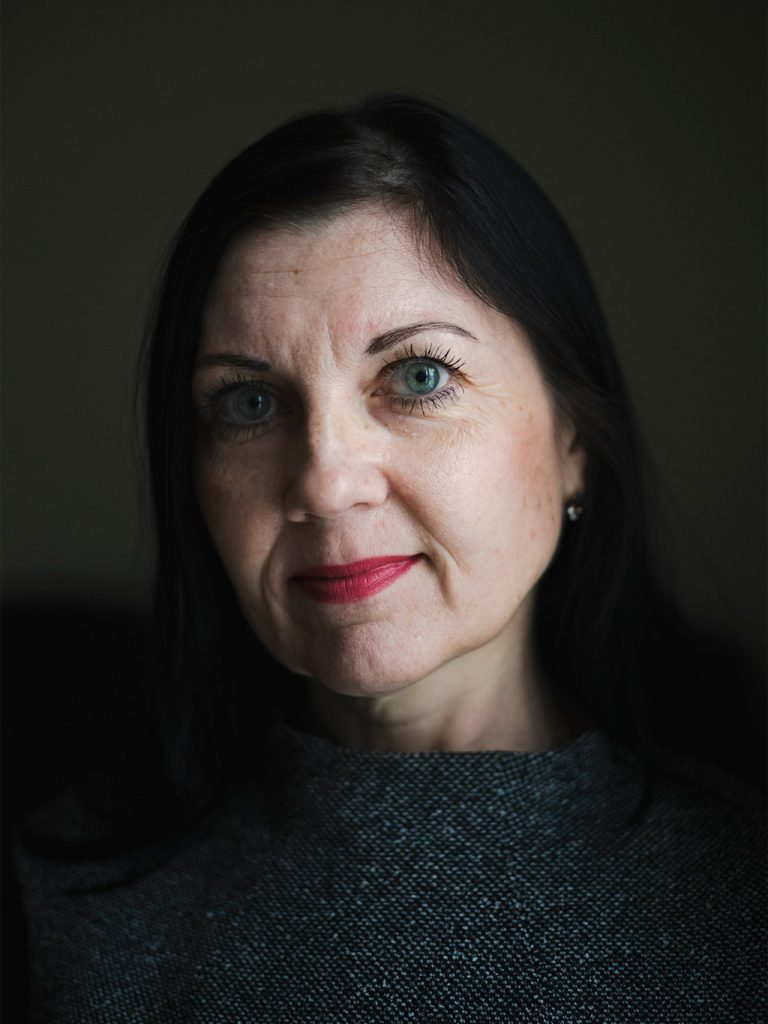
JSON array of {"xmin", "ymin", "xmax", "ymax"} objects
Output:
[{"xmin": 558, "ymin": 421, "xmax": 586, "ymax": 500}]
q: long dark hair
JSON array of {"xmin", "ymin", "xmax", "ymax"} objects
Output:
[{"xmin": 132, "ymin": 93, "xmax": 715, "ymax": 828}]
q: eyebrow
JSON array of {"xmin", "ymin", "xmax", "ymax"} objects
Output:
[
  {"xmin": 364, "ymin": 321, "xmax": 477, "ymax": 355},
  {"xmin": 193, "ymin": 321, "xmax": 477, "ymax": 374},
  {"xmin": 194, "ymin": 352, "xmax": 271, "ymax": 374}
]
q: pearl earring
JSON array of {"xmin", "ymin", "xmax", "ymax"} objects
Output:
[{"xmin": 565, "ymin": 501, "xmax": 584, "ymax": 523}]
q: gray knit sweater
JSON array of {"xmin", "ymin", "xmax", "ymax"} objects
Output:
[{"xmin": 13, "ymin": 703, "xmax": 767, "ymax": 1023}]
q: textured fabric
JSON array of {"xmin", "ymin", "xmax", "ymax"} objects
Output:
[{"xmin": 14, "ymin": 701, "xmax": 767, "ymax": 1023}]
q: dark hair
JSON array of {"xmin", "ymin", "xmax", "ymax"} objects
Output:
[{"xmin": 133, "ymin": 93, "xmax": 715, "ymax": 829}]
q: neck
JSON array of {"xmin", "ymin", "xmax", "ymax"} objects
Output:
[{"xmin": 292, "ymin": 620, "xmax": 592, "ymax": 754}]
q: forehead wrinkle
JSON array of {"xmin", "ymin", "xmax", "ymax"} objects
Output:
[
  {"xmin": 202, "ymin": 207, "xmax": 495, "ymax": 366},
  {"xmin": 223, "ymin": 214, "xmax": 405, "ymax": 278},
  {"xmin": 211, "ymin": 207, "xmax": 445, "ymax": 311},
  {"xmin": 202, "ymin": 286, "xmax": 352, "ymax": 377},
  {"xmin": 232, "ymin": 249, "xmax": 383, "ymax": 276}
]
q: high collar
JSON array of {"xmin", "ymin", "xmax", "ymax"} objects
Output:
[{"xmin": 251, "ymin": 696, "xmax": 638, "ymax": 834}]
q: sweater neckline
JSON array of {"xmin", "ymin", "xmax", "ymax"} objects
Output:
[
  {"xmin": 272, "ymin": 707, "xmax": 604, "ymax": 763},
  {"xmin": 256, "ymin": 697, "xmax": 632, "ymax": 817}
]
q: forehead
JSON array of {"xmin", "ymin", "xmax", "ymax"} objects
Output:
[{"xmin": 199, "ymin": 206, "xmax": 505, "ymax": 350}]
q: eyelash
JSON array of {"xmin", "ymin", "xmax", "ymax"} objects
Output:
[{"xmin": 198, "ymin": 342, "xmax": 468, "ymax": 440}]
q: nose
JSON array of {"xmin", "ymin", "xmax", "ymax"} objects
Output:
[{"xmin": 283, "ymin": 406, "xmax": 389, "ymax": 523}]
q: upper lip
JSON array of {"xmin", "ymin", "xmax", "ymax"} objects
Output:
[{"xmin": 292, "ymin": 555, "xmax": 420, "ymax": 579}]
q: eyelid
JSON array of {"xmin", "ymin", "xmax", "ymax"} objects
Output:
[
  {"xmin": 380, "ymin": 341, "xmax": 466, "ymax": 376},
  {"xmin": 198, "ymin": 371, "xmax": 275, "ymax": 406}
]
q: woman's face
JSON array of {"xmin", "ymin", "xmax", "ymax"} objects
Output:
[{"xmin": 193, "ymin": 206, "xmax": 584, "ymax": 696}]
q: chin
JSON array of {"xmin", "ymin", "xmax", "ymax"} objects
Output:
[
  {"xmin": 310, "ymin": 671, "xmax": 421, "ymax": 699},
  {"xmin": 291, "ymin": 644, "xmax": 437, "ymax": 697},
  {"xmin": 258, "ymin": 612, "xmax": 436, "ymax": 687}
]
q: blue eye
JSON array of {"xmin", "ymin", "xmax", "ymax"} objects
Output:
[
  {"xmin": 382, "ymin": 343, "xmax": 467, "ymax": 416},
  {"xmin": 199, "ymin": 374, "xmax": 281, "ymax": 439},
  {"xmin": 401, "ymin": 362, "xmax": 442, "ymax": 395},
  {"xmin": 227, "ymin": 386, "xmax": 274, "ymax": 423}
]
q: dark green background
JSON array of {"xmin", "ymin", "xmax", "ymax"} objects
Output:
[{"xmin": 3, "ymin": 0, "xmax": 765, "ymax": 667}]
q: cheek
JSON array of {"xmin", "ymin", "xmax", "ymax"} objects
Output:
[
  {"xmin": 454, "ymin": 415, "xmax": 565, "ymax": 567},
  {"xmin": 194, "ymin": 452, "xmax": 278, "ymax": 575},
  {"xmin": 508, "ymin": 428, "xmax": 565, "ymax": 567},
  {"xmin": 515, "ymin": 434, "xmax": 563, "ymax": 519}
]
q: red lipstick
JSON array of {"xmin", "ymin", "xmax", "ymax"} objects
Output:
[{"xmin": 291, "ymin": 555, "xmax": 421, "ymax": 604}]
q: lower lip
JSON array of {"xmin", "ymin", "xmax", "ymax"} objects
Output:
[{"xmin": 292, "ymin": 556, "xmax": 421, "ymax": 604}]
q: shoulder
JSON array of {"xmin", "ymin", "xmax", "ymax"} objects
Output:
[
  {"xmin": 631, "ymin": 748, "xmax": 766, "ymax": 891},
  {"xmin": 652, "ymin": 747, "xmax": 765, "ymax": 824},
  {"xmin": 585, "ymin": 735, "xmax": 766, "ymax": 889},
  {"xmin": 12, "ymin": 766, "xmax": 200, "ymax": 897},
  {"xmin": 16, "ymin": 772, "xmax": 131, "ymax": 848}
]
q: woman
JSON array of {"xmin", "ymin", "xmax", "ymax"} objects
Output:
[{"xmin": 15, "ymin": 94, "xmax": 765, "ymax": 1022}]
